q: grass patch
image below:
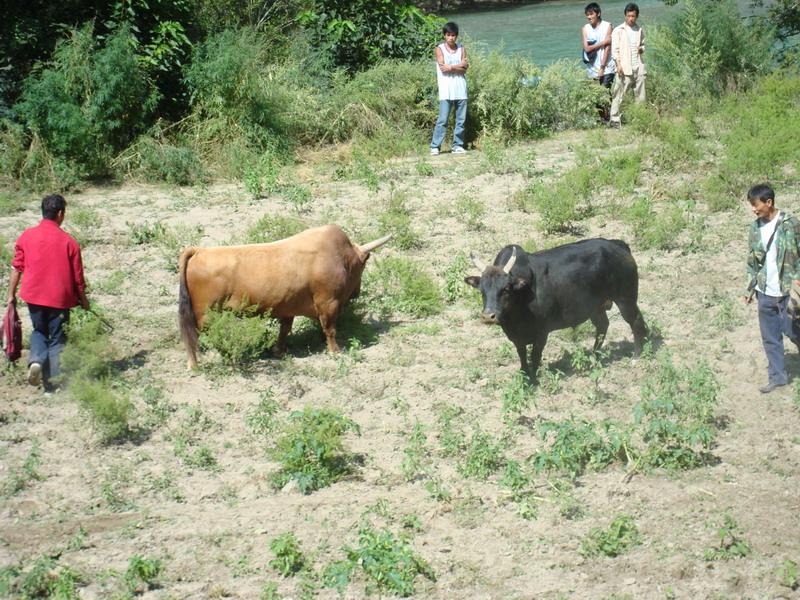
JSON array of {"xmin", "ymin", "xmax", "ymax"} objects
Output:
[
  {"xmin": 243, "ymin": 214, "xmax": 306, "ymax": 244},
  {"xmin": 581, "ymin": 515, "xmax": 642, "ymax": 558},
  {"xmin": 362, "ymin": 257, "xmax": 442, "ymax": 318},
  {"xmin": 703, "ymin": 513, "xmax": 751, "ymax": 561},
  {"xmin": 269, "ymin": 532, "xmax": 306, "ymax": 577}
]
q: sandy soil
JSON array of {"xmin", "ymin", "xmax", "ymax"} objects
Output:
[{"xmin": 1, "ymin": 128, "xmax": 799, "ymax": 599}]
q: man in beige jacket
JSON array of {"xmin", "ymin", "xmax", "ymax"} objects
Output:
[{"xmin": 609, "ymin": 3, "xmax": 645, "ymax": 127}]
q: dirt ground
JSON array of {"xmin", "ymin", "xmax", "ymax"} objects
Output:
[{"xmin": 1, "ymin": 128, "xmax": 799, "ymax": 599}]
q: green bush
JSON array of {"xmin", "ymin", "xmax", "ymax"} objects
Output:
[
  {"xmin": 581, "ymin": 515, "xmax": 642, "ymax": 558},
  {"xmin": 270, "ymin": 407, "xmax": 361, "ymax": 494},
  {"xmin": 198, "ymin": 304, "xmax": 279, "ymax": 367},
  {"xmin": 269, "ymin": 532, "xmax": 306, "ymax": 577},
  {"xmin": 16, "ymin": 24, "xmax": 157, "ymax": 178},
  {"xmin": 362, "ymin": 257, "xmax": 442, "ymax": 318},
  {"xmin": 243, "ymin": 214, "xmax": 306, "ymax": 244},
  {"xmin": 625, "ymin": 196, "xmax": 690, "ymax": 251},
  {"xmin": 127, "ymin": 136, "xmax": 205, "ymax": 185},
  {"xmin": 339, "ymin": 526, "xmax": 436, "ymax": 597},
  {"xmin": 70, "ymin": 377, "xmax": 133, "ymax": 442}
]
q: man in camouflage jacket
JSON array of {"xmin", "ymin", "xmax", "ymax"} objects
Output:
[{"xmin": 745, "ymin": 184, "xmax": 800, "ymax": 393}]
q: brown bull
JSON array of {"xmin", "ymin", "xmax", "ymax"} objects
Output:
[{"xmin": 178, "ymin": 224, "xmax": 391, "ymax": 368}]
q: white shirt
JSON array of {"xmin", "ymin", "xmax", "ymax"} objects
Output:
[
  {"xmin": 583, "ymin": 21, "xmax": 616, "ymax": 78},
  {"xmin": 436, "ymin": 43, "xmax": 468, "ymax": 101},
  {"xmin": 758, "ymin": 212, "xmax": 782, "ymax": 297}
]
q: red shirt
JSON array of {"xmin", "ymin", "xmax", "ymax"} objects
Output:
[{"xmin": 12, "ymin": 219, "xmax": 86, "ymax": 309}]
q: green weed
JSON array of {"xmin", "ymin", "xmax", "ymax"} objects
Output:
[
  {"xmin": 3, "ymin": 443, "xmax": 43, "ymax": 496},
  {"xmin": 362, "ymin": 257, "xmax": 442, "ymax": 318},
  {"xmin": 130, "ymin": 136, "xmax": 205, "ymax": 185},
  {"xmin": 71, "ymin": 377, "xmax": 133, "ymax": 443},
  {"xmin": 157, "ymin": 223, "xmax": 204, "ymax": 271},
  {"xmin": 703, "ymin": 513, "xmax": 751, "ymax": 561},
  {"xmin": 402, "ymin": 421, "xmax": 432, "ymax": 482},
  {"xmin": 244, "ymin": 214, "xmax": 306, "ymax": 244},
  {"xmin": 415, "ymin": 159, "xmax": 434, "ymax": 177},
  {"xmin": 244, "ymin": 150, "xmax": 283, "ymax": 198},
  {"xmin": 0, "ymin": 190, "xmax": 30, "ymax": 214},
  {"xmin": 246, "ymin": 388, "xmax": 282, "ymax": 437},
  {"xmin": 625, "ymin": 195, "xmax": 690, "ymax": 251},
  {"xmin": 424, "ymin": 478, "xmax": 452, "ymax": 502},
  {"xmin": 501, "ymin": 370, "xmax": 537, "ymax": 425},
  {"xmin": 172, "ymin": 405, "xmax": 220, "ymax": 472},
  {"xmin": 127, "ymin": 220, "xmax": 167, "ymax": 245},
  {"xmin": 499, "ymin": 460, "xmax": 539, "ymax": 520},
  {"xmin": 435, "ymin": 403, "xmax": 467, "ymax": 457},
  {"xmin": 339, "ymin": 526, "xmax": 436, "ymax": 597},
  {"xmin": 580, "ymin": 515, "xmax": 642, "ymax": 558},
  {"xmin": 531, "ymin": 419, "xmax": 630, "ymax": 478},
  {"xmin": 94, "ymin": 270, "xmax": 126, "ymax": 295},
  {"xmin": 282, "ymin": 184, "xmax": 313, "ymax": 213},
  {"xmin": 377, "ymin": 189, "xmax": 421, "ymax": 250},
  {"xmin": 15, "ymin": 556, "xmax": 82, "ymax": 599},
  {"xmin": 441, "ymin": 253, "xmax": 471, "ymax": 304},
  {"xmin": 270, "ymin": 407, "xmax": 361, "ymax": 494},
  {"xmin": 455, "ymin": 196, "xmax": 486, "ymax": 231},
  {"xmin": 199, "ymin": 304, "xmax": 279, "ymax": 367},
  {"xmin": 269, "ymin": 532, "xmax": 306, "ymax": 577},
  {"xmin": 458, "ymin": 429, "xmax": 505, "ymax": 480},
  {"xmin": 778, "ymin": 559, "xmax": 799, "ymax": 591},
  {"xmin": 125, "ymin": 554, "xmax": 163, "ymax": 593}
]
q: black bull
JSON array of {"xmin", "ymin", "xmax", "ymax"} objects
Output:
[{"xmin": 465, "ymin": 239, "xmax": 648, "ymax": 378}]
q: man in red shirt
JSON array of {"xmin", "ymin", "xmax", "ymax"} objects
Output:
[{"xmin": 6, "ymin": 194, "xmax": 90, "ymax": 391}]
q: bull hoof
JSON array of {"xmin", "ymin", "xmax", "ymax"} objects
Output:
[{"xmin": 269, "ymin": 346, "xmax": 288, "ymax": 358}]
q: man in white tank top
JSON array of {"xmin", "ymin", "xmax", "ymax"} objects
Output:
[
  {"xmin": 609, "ymin": 3, "xmax": 646, "ymax": 127},
  {"xmin": 430, "ymin": 21, "xmax": 468, "ymax": 156},
  {"xmin": 582, "ymin": 3, "xmax": 615, "ymax": 88}
]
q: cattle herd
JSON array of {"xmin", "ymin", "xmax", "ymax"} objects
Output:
[{"xmin": 179, "ymin": 225, "xmax": 648, "ymax": 380}]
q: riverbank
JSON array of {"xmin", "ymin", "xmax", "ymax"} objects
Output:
[{"xmin": 415, "ymin": 0, "xmax": 543, "ymax": 14}]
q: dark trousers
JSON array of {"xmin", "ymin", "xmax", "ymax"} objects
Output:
[
  {"xmin": 27, "ymin": 304, "xmax": 70, "ymax": 387},
  {"xmin": 757, "ymin": 292, "xmax": 799, "ymax": 385}
]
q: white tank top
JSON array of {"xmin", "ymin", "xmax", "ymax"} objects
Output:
[{"xmin": 436, "ymin": 43, "xmax": 468, "ymax": 101}]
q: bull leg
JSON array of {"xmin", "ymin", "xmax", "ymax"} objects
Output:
[
  {"xmin": 317, "ymin": 305, "xmax": 341, "ymax": 353},
  {"xmin": 590, "ymin": 309, "xmax": 610, "ymax": 352},
  {"xmin": 529, "ymin": 333, "xmax": 548, "ymax": 378},
  {"xmin": 615, "ymin": 299, "xmax": 648, "ymax": 356},
  {"xmin": 272, "ymin": 317, "xmax": 294, "ymax": 357},
  {"xmin": 514, "ymin": 341, "xmax": 530, "ymax": 376}
]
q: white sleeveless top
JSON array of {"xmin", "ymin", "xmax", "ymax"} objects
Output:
[
  {"xmin": 582, "ymin": 21, "xmax": 616, "ymax": 77},
  {"xmin": 436, "ymin": 43, "xmax": 468, "ymax": 101}
]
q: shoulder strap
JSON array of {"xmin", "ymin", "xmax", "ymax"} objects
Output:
[{"xmin": 765, "ymin": 214, "xmax": 783, "ymax": 254}]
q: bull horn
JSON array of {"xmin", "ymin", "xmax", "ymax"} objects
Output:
[
  {"xmin": 359, "ymin": 233, "xmax": 393, "ymax": 254},
  {"xmin": 502, "ymin": 248, "xmax": 517, "ymax": 274},
  {"xmin": 470, "ymin": 252, "xmax": 488, "ymax": 272}
]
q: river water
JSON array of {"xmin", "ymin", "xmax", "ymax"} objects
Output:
[{"xmin": 446, "ymin": 0, "xmax": 683, "ymax": 65}]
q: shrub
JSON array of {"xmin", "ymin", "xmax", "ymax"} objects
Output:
[
  {"xmin": 70, "ymin": 377, "xmax": 133, "ymax": 443},
  {"xmin": 339, "ymin": 526, "xmax": 436, "ymax": 597},
  {"xmin": 198, "ymin": 304, "xmax": 279, "ymax": 367},
  {"xmin": 581, "ymin": 515, "xmax": 642, "ymax": 558},
  {"xmin": 270, "ymin": 407, "xmax": 361, "ymax": 494},
  {"xmin": 634, "ymin": 352, "xmax": 719, "ymax": 470},
  {"xmin": 532, "ymin": 419, "xmax": 631, "ymax": 478},
  {"xmin": 269, "ymin": 532, "xmax": 306, "ymax": 577},
  {"xmin": 362, "ymin": 257, "xmax": 442, "ymax": 318},
  {"xmin": 243, "ymin": 214, "xmax": 306, "ymax": 245},
  {"xmin": 529, "ymin": 60, "xmax": 608, "ymax": 132},
  {"xmin": 126, "ymin": 135, "xmax": 205, "ymax": 185}
]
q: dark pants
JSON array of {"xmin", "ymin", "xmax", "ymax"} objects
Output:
[
  {"xmin": 757, "ymin": 292, "xmax": 799, "ymax": 385},
  {"xmin": 28, "ymin": 304, "xmax": 70, "ymax": 388}
]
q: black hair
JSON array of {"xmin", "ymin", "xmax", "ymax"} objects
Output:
[
  {"xmin": 443, "ymin": 21, "xmax": 459, "ymax": 35},
  {"xmin": 748, "ymin": 183, "xmax": 776, "ymax": 204},
  {"xmin": 624, "ymin": 3, "xmax": 639, "ymax": 15},
  {"xmin": 585, "ymin": 3, "xmax": 602, "ymax": 15},
  {"xmin": 41, "ymin": 194, "xmax": 66, "ymax": 220}
]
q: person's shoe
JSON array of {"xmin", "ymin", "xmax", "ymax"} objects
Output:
[
  {"xmin": 27, "ymin": 362, "xmax": 42, "ymax": 387},
  {"xmin": 759, "ymin": 380, "xmax": 788, "ymax": 394},
  {"xmin": 452, "ymin": 146, "xmax": 467, "ymax": 154},
  {"xmin": 430, "ymin": 148, "xmax": 440, "ymax": 156},
  {"xmin": 608, "ymin": 120, "xmax": 621, "ymax": 129}
]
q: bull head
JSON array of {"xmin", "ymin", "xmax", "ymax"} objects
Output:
[{"xmin": 465, "ymin": 248, "xmax": 527, "ymax": 325}]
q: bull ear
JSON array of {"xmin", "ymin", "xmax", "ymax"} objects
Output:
[
  {"xmin": 512, "ymin": 277, "xmax": 529, "ymax": 291},
  {"xmin": 464, "ymin": 276, "xmax": 481, "ymax": 289}
]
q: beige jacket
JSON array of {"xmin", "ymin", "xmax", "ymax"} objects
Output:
[{"xmin": 612, "ymin": 24, "xmax": 646, "ymax": 76}]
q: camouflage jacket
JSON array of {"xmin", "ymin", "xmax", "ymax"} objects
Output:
[{"xmin": 746, "ymin": 213, "xmax": 800, "ymax": 295}]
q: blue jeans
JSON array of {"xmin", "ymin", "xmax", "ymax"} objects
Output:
[
  {"xmin": 757, "ymin": 292, "xmax": 800, "ymax": 385},
  {"xmin": 431, "ymin": 99, "xmax": 467, "ymax": 150},
  {"xmin": 28, "ymin": 304, "xmax": 70, "ymax": 387}
]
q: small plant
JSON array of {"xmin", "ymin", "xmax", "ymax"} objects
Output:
[
  {"xmin": 703, "ymin": 513, "xmax": 751, "ymax": 561},
  {"xmin": 70, "ymin": 377, "xmax": 133, "ymax": 443},
  {"xmin": 128, "ymin": 220, "xmax": 167, "ymax": 245},
  {"xmin": 499, "ymin": 460, "xmax": 539, "ymax": 520},
  {"xmin": 435, "ymin": 403, "xmax": 466, "ymax": 457},
  {"xmin": 441, "ymin": 253, "xmax": 470, "ymax": 303},
  {"xmin": 458, "ymin": 428, "xmax": 505, "ymax": 480},
  {"xmin": 244, "ymin": 150, "xmax": 283, "ymax": 198},
  {"xmin": 415, "ymin": 159, "xmax": 434, "ymax": 176},
  {"xmin": 16, "ymin": 556, "xmax": 82, "ymax": 599},
  {"xmin": 454, "ymin": 195, "xmax": 486, "ymax": 231},
  {"xmin": 246, "ymin": 388, "xmax": 282, "ymax": 437},
  {"xmin": 198, "ymin": 304, "xmax": 278, "ymax": 367},
  {"xmin": 283, "ymin": 184, "xmax": 313, "ymax": 213},
  {"xmin": 402, "ymin": 421, "xmax": 432, "ymax": 482},
  {"xmin": 501, "ymin": 370, "xmax": 537, "ymax": 425},
  {"xmin": 362, "ymin": 257, "xmax": 442, "ymax": 318},
  {"xmin": 532, "ymin": 418, "xmax": 630, "ymax": 478},
  {"xmin": 270, "ymin": 407, "xmax": 361, "ymax": 494},
  {"xmin": 778, "ymin": 559, "xmax": 799, "ymax": 591},
  {"xmin": 244, "ymin": 214, "xmax": 306, "ymax": 244},
  {"xmin": 581, "ymin": 515, "xmax": 642, "ymax": 558},
  {"xmin": 3, "ymin": 443, "xmax": 43, "ymax": 496},
  {"xmin": 377, "ymin": 189, "xmax": 421, "ymax": 250},
  {"xmin": 156, "ymin": 223, "xmax": 204, "ymax": 271},
  {"xmin": 125, "ymin": 554, "xmax": 163, "ymax": 593},
  {"xmin": 339, "ymin": 526, "xmax": 436, "ymax": 597},
  {"xmin": 269, "ymin": 532, "xmax": 306, "ymax": 577},
  {"xmin": 424, "ymin": 477, "xmax": 452, "ymax": 502}
]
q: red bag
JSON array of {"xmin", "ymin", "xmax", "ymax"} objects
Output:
[{"xmin": 1, "ymin": 301, "xmax": 22, "ymax": 362}]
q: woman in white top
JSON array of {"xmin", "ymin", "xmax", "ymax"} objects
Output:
[{"xmin": 430, "ymin": 21, "xmax": 468, "ymax": 155}]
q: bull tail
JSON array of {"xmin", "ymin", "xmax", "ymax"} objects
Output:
[
  {"xmin": 610, "ymin": 239, "xmax": 632, "ymax": 254},
  {"xmin": 178, "ymin": 247, "xmax": 199, "ymax": 369}
]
